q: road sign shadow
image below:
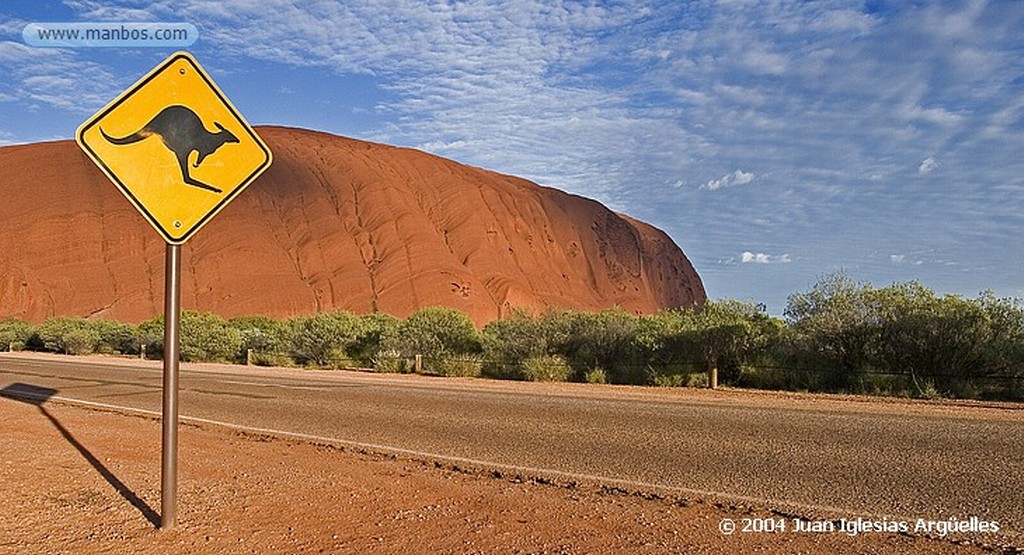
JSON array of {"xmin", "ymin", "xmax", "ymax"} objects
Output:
[{"xmin": 1, "ymin": 383, "xmax": 160, "ymax": 527}]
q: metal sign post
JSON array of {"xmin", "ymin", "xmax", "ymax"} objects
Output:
[
  {"xmin": 76, "ymin": 51, "xmax": 272, "ymax": 530},
  {"xmin": 161, "ymin": 244, "xmax": 181, "ymax": 528}
]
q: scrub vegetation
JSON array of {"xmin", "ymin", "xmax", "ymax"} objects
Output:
[{"xmin": 3, "ymin": 273, "xmax": 1022, "ymax": 401}]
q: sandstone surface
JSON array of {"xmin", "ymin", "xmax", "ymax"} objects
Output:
[{"xmin": 0, "ymin": 127, "xmax": 705, "ymax": 324}]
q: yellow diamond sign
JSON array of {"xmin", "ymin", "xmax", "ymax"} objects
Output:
[{"xmin": 76, "ymin": 51, "xmax": 272, "ymax": 244}]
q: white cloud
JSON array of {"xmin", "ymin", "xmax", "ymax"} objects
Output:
[
  {"xmin": 741, "ymin": 252, "xmax": 791, "ymax": 264},
  {"xmin": 809, "ymin": 9, "xmax": 876, "ymax": 34},
  {"xmin": 0, "ymin": 40, "xmax": 122, "ymax": 113},
  {"xmin": 918, "ymin": 156, "xmax": 938, "ymax": 175},
  {"xmin": 702, "ymin": 170, "xmax": 756, "ymax": 191},
  {"xmin": 419, "ymin": 139, "xmax": 469, "ymax": 153},
  {"xmin": 60, "ymin": 1, "xmax": 162, "ymax": 21},
  {"xmin": 742, "ymin": 49, "xmax": 789, "ymax": 75},
  {"xmin": 900, "ymin": 103, "xmax": 964, "ymax": 126},
  {"xmin": 110, "ymin": 0, "xmax": 667, "ymax": 202},
  {"xmin": 890, "ymin": 254, "xmax": 905, "ymax": 264},
  {"xmin": 0, "ymin": 0, "xmax": 1020, "ymax": 315},
  {"xmin": 0, "ymin": 16, "xmax": 27, "ymax": 37}
]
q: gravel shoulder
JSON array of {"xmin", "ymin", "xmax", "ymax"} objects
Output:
[{"xmin": 0, "ymin": 389, "xmax": 1013, "ymax": 554}]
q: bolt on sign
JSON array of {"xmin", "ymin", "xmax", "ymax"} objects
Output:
[{"xmin": 76, "ymin": 51, "xmax": 272, "ymax": 244}]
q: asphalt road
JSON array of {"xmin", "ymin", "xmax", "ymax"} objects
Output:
[{"xmin": 2, "ymin": 353, "xmax": 1021, "ymax": 537}]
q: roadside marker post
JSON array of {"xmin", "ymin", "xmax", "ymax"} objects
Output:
[{"xmin": 76, "ymin": 51, "xmax": 272, "ymax": 529}]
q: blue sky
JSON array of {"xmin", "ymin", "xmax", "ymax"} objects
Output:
[{"xmin": 1, "ymin": 1, "xmax": 1022, "ymax": 314}]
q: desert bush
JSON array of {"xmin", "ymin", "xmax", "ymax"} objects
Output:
[
  {"xmin": 290, "ymin": 311, "xmax": 364, "ymax": 367},
  {"xmin": 350, "ymin": 312, "xmax": 401, "ymax": 367},
  {"xmin": 89, "ymin": 319, "xmax": 140, "ymax": 355},
  {"xmin": 481, "ymin": 310, "xmax": 547, "ymax": 379},
  {"xmin": 783, "ymin": 272, "xmax": 877, "ymax": 391},
  {"xmin": 783, "ymin": 273, "xmax": 1024, "ymax": 399},
  {"xmin": 63, "ymin": 326, "xmax": 102, "ymax": 356},
  {"xmin": 179, "ymin": 311, "xmax": 241, "ymax": 363},
  {"xmin": 652, "ymin": 373, "xmax": 687, "ymax": 387},
  {"xmin": 384, "ymin": 307, "xmax": 482, "ymax": 363},
  {"xmin": 8, "ymin": 270, "xmax": 1017, "ymax": 401},
  {"xmin": 696, "ymin": 300, "xmax": 784, "ymax": 384},
  {"xmin": 36, "ymin": 317, "xmax": 101, "ymax": 355},
  {"xmin": 521, "ymin": 354, "xmax": 572, "ymax": 382},
  {"xmin": 584, "ymin": 367, "xmax": 608, "ymax": 384},
  {"xmin": 686, "ymin": 372, "xmax": 709, "ymax": 388},
  {"xmin": 230, "ymin": 315, "xmax": 295, "ymax": 366},
  {"xmin": 734, "ymin": 362, "xmax": 797, "ymax": 391},
  {"xmin": 542, "ymin": 308, "xmax": 641, "ymax": 383},
  {"xmin": 633, "ymin": 301, "xmax": 783, "ymax": 387},
  {"xmin": 634, "ymin": 310, "xmax": 700, "ymax": 384},
  {"xmin": 138, "ymin": 316, "xmax": 164, "ymax": 358},
  {"xmin": 371, "ymin": 349, "xmax": 410, "ymax": 373},
  {"xmin": 881, "ymin": 287, "xmax": 1024, "ymax": 397},
  {"xmin": 0, "ymin": 318, "xmax": 34, "ymax": 351},
  {"xmin": 432, "ymin": 354, "xmax": 484, "ymax": 378}
]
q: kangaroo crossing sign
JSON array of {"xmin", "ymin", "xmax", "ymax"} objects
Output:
[{"xmin": 77, "ymin": 51, "xmax": 272, "ymax": 244}]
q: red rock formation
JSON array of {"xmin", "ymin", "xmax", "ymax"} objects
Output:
[{"xmin": 0, "ymin": 127, "xmax": 705, "ymax": 325}]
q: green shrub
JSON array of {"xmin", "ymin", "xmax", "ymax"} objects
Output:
[
  {"xmin": 432, "ymin": 354, "xmax": 484, "ymax": 378},
  {"xmin": 542, "ymin": 308, "xmax": 641, "ymax": 383},
  {"xmin": 735, "ymin": 365, "xmax": 793, "ymax": 391},
  {"xmin": 0, "ymin": 318, "xmax": 34, "ymax": 351},
  {"xmin": 584, "ymin": 367, "xmax": 607, "ymax": 384},
  {"xmin": 180, "ymin": 311, "xmax": 241, "ymax": 363},
  {"xmin": 9, "ymin": 272, "xmax": 1016, "ymax": 401},
  {"xmin": 138, "ymin": 316, "xmax": 164, "ymax": 358},
  {"xmin": 90, "ymin": 319, "xmax": 140, "ymax": 355},
  {"xmin": 372, "ymin": 349, "xmax": 410, "ymax": 373},
  {"xmin": 63, "ymin": 326, "xmax": 102, "ymax": 355},
  {"xmin": 652, "ymin": 373, "xmax": 687, "ymax": 387},
  {"xmin": 481, "ymin": 311, "xmax": 546, "ymax": 379},
  {"xmin": 783, "ymin": 273, "xmax": 1024, "ymax": 399},
  {"xmin": 686, "ymin": 372, "xmax": 709, "ymax": 388},
  {"xmin": 521, "ymin": 354, "xmax": 572, "ymax": 382},
  {"xmin": 350, "ymin": 312, "xmax": 401, "ymax": 367},
  {"xmin": 37, "ymin": 317, "xmax": 100, "ymax": 355},
  {"xmin": 384, "ymin": 307, "xmax": 482, "ymax": 362},
  {"xmin": 231, "ymin": 315, "xmax": 295, "ymax": 366},
  {"xmin": 291, "ymin": 311, "xmax": 364, "ymax": 367}
]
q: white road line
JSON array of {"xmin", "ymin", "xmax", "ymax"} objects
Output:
[{"xmin": 2, "ymin": 389, "xmax": 919, "ymax": 526}]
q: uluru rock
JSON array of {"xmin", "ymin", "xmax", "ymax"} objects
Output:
[{"xmin": 0, "ymin": 127, "xmax": 705, "ymax": 325}]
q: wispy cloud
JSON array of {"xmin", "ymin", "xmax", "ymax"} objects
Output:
[
  {"xmin": 0, "ymin": 127, "xmax": 17, "ymax": 146},
  {"xmin": 701, "ymin": 170, "xmax": 755, "ymax": 191},
  {"xmin": 741, "ymin": 252, "xmax": 791, "ymax": 265},
  {"xmin": 60, "ymin": 1, "xmax": 166, "ymax": 21},
  {"xmin": 0, "ymin": 40, "xmax": 121, "ymax": 113},
  {"xmin": 1, "ymin": 0, "xmax": 1021, "ymax": 312}
]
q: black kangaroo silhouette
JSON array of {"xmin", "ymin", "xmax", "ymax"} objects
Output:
[{"xmin": 100, "ymin": 105, "xmax": 238, "ymax": 193}]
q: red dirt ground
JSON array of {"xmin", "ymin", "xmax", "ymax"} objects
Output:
[{"xmin": 0, "ymin": 394, "xmax": 1008, "ymax": 555}]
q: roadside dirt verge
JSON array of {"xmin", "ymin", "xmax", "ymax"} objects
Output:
[{"xmin": 1, "ymin": 394, "xmax": 1011, "ymax": 554}]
